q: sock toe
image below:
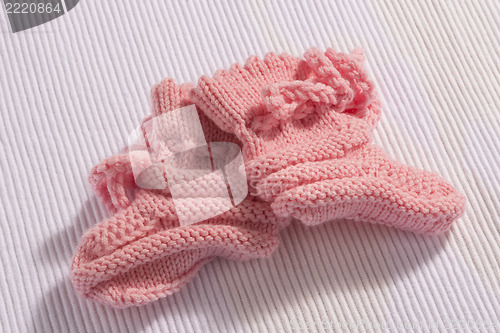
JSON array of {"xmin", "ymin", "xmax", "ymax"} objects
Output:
[{"xmin": 267, "ymin": 145, "xmax": 465, "ymax": 233}]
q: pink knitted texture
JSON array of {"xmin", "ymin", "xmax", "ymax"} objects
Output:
[
  {"xmin": 190, "ymin": 47, "xmax": 466, "ymax": 233},
  {"xmin": 71, "ymin": 79, "xmax": 291, "ymax": 308},
  {"xmin": 73, "ymin": 47, "xmax": 467, "ymax": 308},
  {"xmin": 72, "ymin": 192, "xmax": 286, "ymax": 307}
]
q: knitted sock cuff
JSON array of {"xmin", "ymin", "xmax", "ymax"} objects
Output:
[
  {"xmin": 89, "ymin": 78, "xmax": 243, "ymax": 213},
  {"xmin": 87, "ymin": 79, "xmax": 191, "ymax": 213},
  {"xmin": 190, "ymin": 47, "xmax": 380, "ymax": 160}
]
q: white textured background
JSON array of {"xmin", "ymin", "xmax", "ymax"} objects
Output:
[{"xmin": 1, "ymin": 1, "xmax": 499, "ymax": 332}]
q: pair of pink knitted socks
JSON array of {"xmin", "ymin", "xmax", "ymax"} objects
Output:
[{"xmin": 71, "ymin": 47, "xmax": 465, "ymax": 308}]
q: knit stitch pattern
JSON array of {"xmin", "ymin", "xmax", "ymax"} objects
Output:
[
  {"xmin": 190, "ymin": 47, "xmax": 466, "ymax": 233},
  {"xmin": 73, "ymin": 47, "xmax": 466, "ymax": 307},
  {"xmin": 71, "ymin": 79, "xmax": 291, "ymax": 308}
]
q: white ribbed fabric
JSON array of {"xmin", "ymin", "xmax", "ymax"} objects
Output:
[{"xmin": 1, "ymin": 1, "xmax": 499, "ymax": 332}]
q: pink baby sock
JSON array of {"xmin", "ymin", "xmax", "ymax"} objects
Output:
[
  {"xmin": 71, "ymin": 79, "xmax": 291, "ymax": 307},
  {"xmin": 190, "ymin": 47, "xmax": 465, "ymax": 234},
  {"xmin": 73, "ymin": 47, "xmax": 467, "ymax": 308},
  {"xmin": 71, "ymin": 192, "xmax": 284, "ymax": 307}
]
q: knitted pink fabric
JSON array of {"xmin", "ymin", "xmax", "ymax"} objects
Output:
[
  {"xmin": 71, "ymin": 192, "xmax": 284, "ymax": 307},
  {"xmin": 88, "ymin": 80, "xmax": 242, "ymax": 213},
  {"xmin": 71, "ymin": 79, "xmax": 291, "ymax": 307},
  {"xmin": 190, "ymin": 47, "xmax": 466, "ymax": 233}
]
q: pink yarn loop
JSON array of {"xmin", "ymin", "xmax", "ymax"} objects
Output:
[{"xmin": 258, "ymin": 48, "xmax": 376, "ymax": 130}]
